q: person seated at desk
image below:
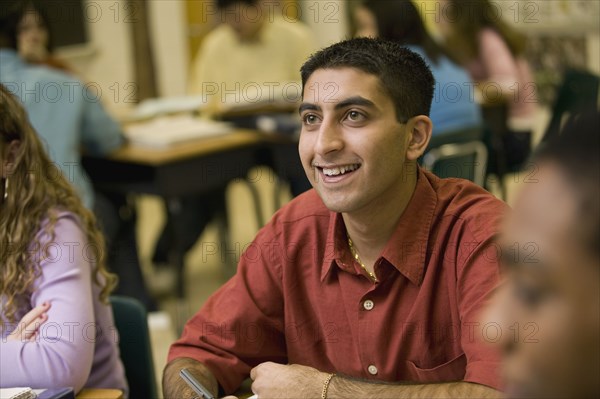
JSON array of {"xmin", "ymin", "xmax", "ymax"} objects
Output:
[
  {"xmin": 441, "ymin": 0, "xmax": 538, "ymax": 177},
  {"xmin": 152, "ymin": 0, "xmax": 316, "ymax": 277},
  {"xmin": 484, "ymin": 111, "xmax": 599, "ymax": 398},
  {"xmin": 0, "ymin": 84, "xmax": 128, "ymax": 394},
  {"xmin": 354, "ymin": 0, "xmax": 483, "ymax": 147},
  {"xmin": 163, "ymin": 37, "xmax": 506, "ymax": 398},
  {"xmin": 13, "ymin": 0, "xmax": 72, "ymax": 73},
  {"xmin": 0, "ymin": 0, "xmax": 157, "ymax": 311}
]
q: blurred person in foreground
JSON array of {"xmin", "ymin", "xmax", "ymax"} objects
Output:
[
  {"xmin": 163, "ymin": 37, "xmax": 505, "ymax": 399},
  {"xmin": 0, "ymin": 84, "xmax": 128, "ymax": 394},
  {"xmin": 152, "ymin": 0, "xmax": 315, "ymax": 281},
  {"xmin": 354, "ymin": 0, "xmax": 482, "ymax": 145},
  {"xmin": 485, "ymin": 111, "xmax": 600, "ymax": 398},
  {"xmin": 0, "ymin": 0, "xmax": 157, "ymax": 311}
]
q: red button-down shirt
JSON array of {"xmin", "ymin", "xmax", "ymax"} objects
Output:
[{"xmin": 169, "ymin": 169, "xmax": 508, "ymax": 393}]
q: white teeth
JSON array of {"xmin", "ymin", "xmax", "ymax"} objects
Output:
[{"xmin": 322, "ymin": 164, "xmax": 359, "ymax": 176}]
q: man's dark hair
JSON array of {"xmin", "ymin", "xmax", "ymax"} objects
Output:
[
  {"xmin": 216, "ymin": 0, "xmax": 259, "ymax": 10},
  {"xmin": 534, "ymin": 110, "xmax": 600, "ymax": 256},
  {"xmin": 300, "ymin": 37, "xmax": 435, "ymax": 123}
]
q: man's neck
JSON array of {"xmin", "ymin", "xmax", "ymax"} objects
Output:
[{"xmin": 342, "ymin": 170, "xmax": 418, "ymax": 269}]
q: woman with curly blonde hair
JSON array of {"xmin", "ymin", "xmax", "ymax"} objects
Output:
[{"xmin": 0, "ymin": 84, "xmax": 127, "ymax": 393}]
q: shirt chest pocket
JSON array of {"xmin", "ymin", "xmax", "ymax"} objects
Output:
[{"xmin": 400, "ymin": 353, "xmax": 467, "ymax": 383}]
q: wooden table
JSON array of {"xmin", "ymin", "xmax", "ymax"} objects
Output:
[
  {"xmin": 76, "ymin": 389, "xmax": 123, "ymax": 399},
  {"xmin": 84, "ymin": 129, "xmax": 265, "ymax": 198},
  {"xmin": 83, "ymin": 130, "xmax": 297, "ymax": 315}
]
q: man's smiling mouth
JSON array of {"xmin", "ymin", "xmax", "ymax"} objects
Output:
[{"xmin": 318, "ymin": 164, "xmax": 361, "ymax": 177}]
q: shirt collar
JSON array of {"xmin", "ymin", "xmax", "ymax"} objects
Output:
[{"xmin": 321, "ymin": 167, "xmax": 438, "ymax": 285}]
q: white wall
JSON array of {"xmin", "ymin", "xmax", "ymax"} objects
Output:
[
  {"xmin": 148, "ymin": 1, "xmax": 189, "ymax": 97},
  {"xmin": 299, "ymin": 0, "xmax": 349, "ymax": 48},
  {"xmin": 57, "ymin": 0, "xmax": 133, "ymax": 116},
  {"xmin": 58, "ymin": 0, "xmax": 188, "ymax": 116}
]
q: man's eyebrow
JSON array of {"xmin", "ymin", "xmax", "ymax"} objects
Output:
[
  {"xmin": 299, "ymin": 96, "xmax": 376, "ymax": 114},
  {"xmin": 334, "ymin": 96, "xmax": 376, "ymax": 111},
  {"xmin": 299, "ymin": 103, "xmax": 321, "ymax": 114}
]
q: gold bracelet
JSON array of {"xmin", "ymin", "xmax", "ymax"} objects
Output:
[{"xmin": 321, "ymin": 372, "xmax": 335, "ymax": 399}]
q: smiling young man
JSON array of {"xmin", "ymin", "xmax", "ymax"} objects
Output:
[
  {"xmin": 485, "ymin": 111, "xmax": 599, "ymax": 398},
  {"xmin": 164, "ymin": 38, "xmax": 506, "ymax": 398}
]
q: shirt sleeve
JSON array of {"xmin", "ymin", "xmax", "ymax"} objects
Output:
[
  {"xmin": 79, "ymin": 86, "xmax": 124, "ymax": 156},
  {"xmin": 0, "ymin": 216, "xmax": 96, "ymax": 392},
  {"xmin": 456, "ymin": 206, "xmax": 505, "ymax": 390},
  {"xmin": 168, "ymin": 226, "xmax": 288, "ymax": 394},
  {"xmin": 478, "ymin": 28, "xmax": 519, "ymax": 86}
]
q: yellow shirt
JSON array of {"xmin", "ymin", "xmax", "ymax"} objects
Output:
[{"xmin": 189, "ymin": 17, "xmax": 315, "ymax": 113}]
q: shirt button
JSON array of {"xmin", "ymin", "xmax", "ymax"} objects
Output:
[
  {"xmin": 368, "ymin": 365, "xmax": 378, "ymax": 375},
  {"xmin": 363, "ymin": 299, "xmax": 374, "ymax": 311}
]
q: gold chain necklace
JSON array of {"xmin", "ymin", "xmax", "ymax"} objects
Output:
[{"xmin": 348, "ymin": 236, "xmax": 378, "ymax": 282}]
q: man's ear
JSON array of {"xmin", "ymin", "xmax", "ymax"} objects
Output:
[
  {"xmin": 2, "ymin": 140, "xmax": 20, "ymax": 179},
  {"xmin": 405, "ymin": 115, "xmax": 432, "ymax": 161}
]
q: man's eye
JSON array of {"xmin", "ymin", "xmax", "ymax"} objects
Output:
[
  {"xmin": 346, "ymin": 110, "xmax": 365, "ymax": 122},
  {"xmin": 302, "ymin": 114, "xmax": 320, "ymax": 125}
]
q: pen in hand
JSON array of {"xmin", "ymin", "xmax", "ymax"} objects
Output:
[{"xmin": 180, "ymin": 367, "xmax": 216, "ymax": 399}]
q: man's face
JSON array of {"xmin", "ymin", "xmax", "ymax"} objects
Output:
[
  {"xmin": 298, "ymin": 67, "xmax": 412, "ymax": 214},
  {"xmin": 222, "ymin": 1, "xmax": 265, "ymax": 41},
  {"xmin": 488, "ymin": 162, "xmax": 600, "ymax": 398}
]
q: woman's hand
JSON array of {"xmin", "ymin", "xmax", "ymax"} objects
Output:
[{"xmin": 7, "ymin": 302, "xmax": 51, "ymax": 342}]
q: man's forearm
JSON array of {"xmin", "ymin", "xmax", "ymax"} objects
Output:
[
  {"xmin": 163, "ymin": 357, "xmax": 219, "ymax": 399},
  {"xmin": 328, "ymin": 377, "xmax": 501, "ymax": 399}
]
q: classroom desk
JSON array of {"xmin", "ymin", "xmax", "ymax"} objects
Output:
[
  {"xmin": 83, "ymin": 130, "xmax": 267, "ymax": 302},
  {"xmin": 84, "ymin": 129, "xmax": 265, "ymax": 198}
]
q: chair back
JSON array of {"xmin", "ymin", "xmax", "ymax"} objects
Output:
[
  {"xmin": 110, "ymin": 296, "xmax": 158, "ymax": 399},
  {"xmin": 543, "ymin": 68, "xmax": 600, "ymax": 142},
  {"xmin": 423, "ymin": 141, "xmax": 488, "ymax": 186}
]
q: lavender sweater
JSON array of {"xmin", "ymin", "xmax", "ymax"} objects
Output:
[{"xmin": 1, "ymin": 214, "xmax": 128, "ymax": 394}]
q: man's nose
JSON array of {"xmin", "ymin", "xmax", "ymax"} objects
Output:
[{"xmin": 314, "ymin": 119, "xmax": 344, "ymax": 156}]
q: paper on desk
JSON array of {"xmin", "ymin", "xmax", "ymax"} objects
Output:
[
  {"xmin": 124, "ymin": 115, "xmax": 234, "ymax": 148},
  {"xmin": 129, "ymin": 95, "xmax": 208, "ymax": 120},
  {"xmin": 0, "ymin": 387, "xmax": 37, "ymax": 399}
]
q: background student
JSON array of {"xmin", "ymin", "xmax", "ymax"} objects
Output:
[
  {"xmin": 13, "ymin": 0, "xmax": 71, "ymax": 72},
  {"xmin": 441, "ymin": 0, "xmax": 538, "ymax": 179},
  {"xmin": 152, "ymin": 0, "xmax": 316, "ymax": 281},
  {"xmin": 354, "ymin": 0, "xmax": 482, "ymax": 146},
  {"xmin": 0, "ymin": 84, "xmax": 128, "ymax": 394},
  {"xmin": 0, "ymin": 0, "xmax": 157, "ymax": 311}
]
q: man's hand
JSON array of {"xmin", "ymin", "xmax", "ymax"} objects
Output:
[
  {"xmin": 250, "ymin": 362, "xmax": 328, "ymax": 398},
  {"xmin": 7, "ymin": 302, "xmax": 51, "ymax": 342}
]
